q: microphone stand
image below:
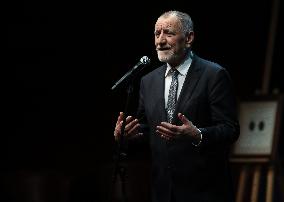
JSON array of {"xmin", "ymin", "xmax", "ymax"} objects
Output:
[
  {"xmin": 109, "ymin": 79, "xmax": 135, "ymax": 202},
  {"xmin": 109, "ymin": 56, "xmax": 150, "ymax": 202}
]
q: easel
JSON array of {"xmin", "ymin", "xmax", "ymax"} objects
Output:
[
  {"xmin": 230, "ymin": 156, "xmax": 284, "ymax": 202},
  {"xmin": 229, "ymin": 95, "xmax": 284, "ymax": 202},
  {"xmin": 230, "ymin": 0, "xmax": 283, "ymax": 200}
]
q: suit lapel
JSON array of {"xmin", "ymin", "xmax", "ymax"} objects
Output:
[
  {"xmin": 155, "ymin": 65, "xmax": 168, "ymax": 122},
  {"xmin": 173, "ymin": 55, "xmax": 203, "ymax": 123}
]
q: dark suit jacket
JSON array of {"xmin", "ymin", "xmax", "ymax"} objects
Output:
[{"xmin": 137, "ymin": 54, "xmax": 240, "ymax": 202}]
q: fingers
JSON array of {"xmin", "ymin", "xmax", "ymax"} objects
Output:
[
  {"xmin": 156, "ymin": 122, "xmax": 177, "ymax": 140},
  {"xmin": 116, "ymin": 112, "xmax": 134, "ymax": 125},
  {"xmin": 114, "ymin": 112, "xmax": 123, "ymax": 137},
  {"xmin": 127, "ymin": 122, "xmax": 140, "ymax": 136},
  {"xmin": 114, "ymin": 112, "xmax": 139, "ymax": 139},
  {"xmin": 177, "ymin": 113, "xmax": 199, "ymax": 138},
  {"xmin": 156, "ymin": 130, "xmax": 171, "ymax": 140},
  {"xmin": 178, "ymin": 113, "xmax": 190, "ymax": 125},
  {"xmin": 114, "ymin": 112, "xmax": 127, "ymax": 138},
  {"xmin": 125, "ymin": 116, "xmax": 135, "ymax": 123},
  {"xmin": 116, "ymin": 113, "xmax": 134, "ymax": 128},
  {"xmin": 125, "ymin": 119, "xmax": 139, "ymax": 134},
  {"xmin": 116, "ymin": 112, "xmax": 124, "ymax": 125}
]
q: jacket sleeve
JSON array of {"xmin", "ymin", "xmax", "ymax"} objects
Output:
[{"xmin": 199, "ymin": 68, "xmax": 240, "ymax": 149}]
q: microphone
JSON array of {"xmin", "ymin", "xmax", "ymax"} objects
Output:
[{"xmin": 111, "ymin": 56, "xmax": 151, "ymax": 90}]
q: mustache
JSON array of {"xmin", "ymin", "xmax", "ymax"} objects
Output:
[{"xmin": 156, "ymin": 46, "xmax": 171, "ymax": 51}]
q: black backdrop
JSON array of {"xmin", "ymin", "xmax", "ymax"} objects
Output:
[{"xmin": 10, "ymin": 0, "xmax": 284, "ymax": 201}]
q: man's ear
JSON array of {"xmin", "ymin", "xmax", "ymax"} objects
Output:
[{"xmin": 185, "ymin": 31, "xmax": 194, "ymax": 48}]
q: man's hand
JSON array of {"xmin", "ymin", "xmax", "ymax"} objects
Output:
[
  {"xmin": 114, "ymin": 112, "xmax": 140, "ymax": 140},
  {"xmin": 156, "ymin": 113, "xmax": 201, "ymax": 141}
]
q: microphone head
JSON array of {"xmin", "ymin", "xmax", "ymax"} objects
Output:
[{"xmin": 140, "ymin": 56, "xmax": 151, "ymax": 65}]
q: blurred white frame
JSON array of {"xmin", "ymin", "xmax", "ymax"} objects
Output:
[{"xmin": 232, "ymin": 95, "xmax": 282, "ymax": 160}]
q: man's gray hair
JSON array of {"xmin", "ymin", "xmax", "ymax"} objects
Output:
[{"xmin": 159, "ymin": 10, "xmax": 194, "ymax": 35}]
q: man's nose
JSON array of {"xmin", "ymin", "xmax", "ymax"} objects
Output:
[{"xmin": 157, "ymin": 34, "xmax": 166, "ymax": 44}]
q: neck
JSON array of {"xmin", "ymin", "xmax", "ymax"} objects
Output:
[{"xmin": 168, "ymin": 49, "xmax": 192, "ymax": 69}]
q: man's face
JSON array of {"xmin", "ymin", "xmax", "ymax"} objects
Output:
[{"xmin": 154, "ymin": 15, "xmax": 189, "ymax": 67}]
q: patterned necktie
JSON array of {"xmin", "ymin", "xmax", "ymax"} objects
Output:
[{"xmin": 167, "ymin": 68, "xmax": 179, "ymax": 123}]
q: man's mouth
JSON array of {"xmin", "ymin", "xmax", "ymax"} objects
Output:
[{"xmin": 157, "ymin": 47, "xmax": 171, "ymax": 51}]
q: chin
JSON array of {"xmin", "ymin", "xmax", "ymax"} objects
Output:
[
  {"xmin": 159, "ymin": 55, "xmax": 178, "ymax": 64},
  {"xmin": 158, "ymin": 57, "xmax": 168, "ymax": 63},
  {"xmin": 158, "ymin": 53, "xmax": 171, "ymax": 63}
]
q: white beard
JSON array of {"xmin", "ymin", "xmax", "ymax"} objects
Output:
[
  {"xmin": 157, "ymin": 47, "xmax": 188, "ymax": 65},
  {"xmin": 157, "ymin": 50, "xmax": 176, "ymax": 63}
]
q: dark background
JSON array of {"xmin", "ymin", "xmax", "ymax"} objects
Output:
[{"xmin": 10, "ymin": 0, "xmax": 284, "ymax": 201}]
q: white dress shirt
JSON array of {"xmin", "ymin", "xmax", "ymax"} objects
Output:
[{"xmin": 164, "ymin": 53, "xmax": 193, "ymax": 107}]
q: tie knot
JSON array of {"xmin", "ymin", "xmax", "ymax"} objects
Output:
[{"xmin": 169, "ymin": 68, "xmax": 179, "ymax": 77}]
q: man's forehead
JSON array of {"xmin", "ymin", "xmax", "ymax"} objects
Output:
[
  {"xmin": 155, "ymin": 16, "xmax": 180, "ymax": 30},
  {"xmin": 155, "ymin": 22, "xmax": 173, "ymax": 29}
]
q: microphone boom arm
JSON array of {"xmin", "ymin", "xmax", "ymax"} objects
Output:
[{"xmin": 111, "ymin": 56, "xmax": 150, "ymax": 90}]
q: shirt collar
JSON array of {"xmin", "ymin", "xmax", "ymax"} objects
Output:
[{"xmin": 165, "ymin": 51, "xmax": 193, "ymax": 77}]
